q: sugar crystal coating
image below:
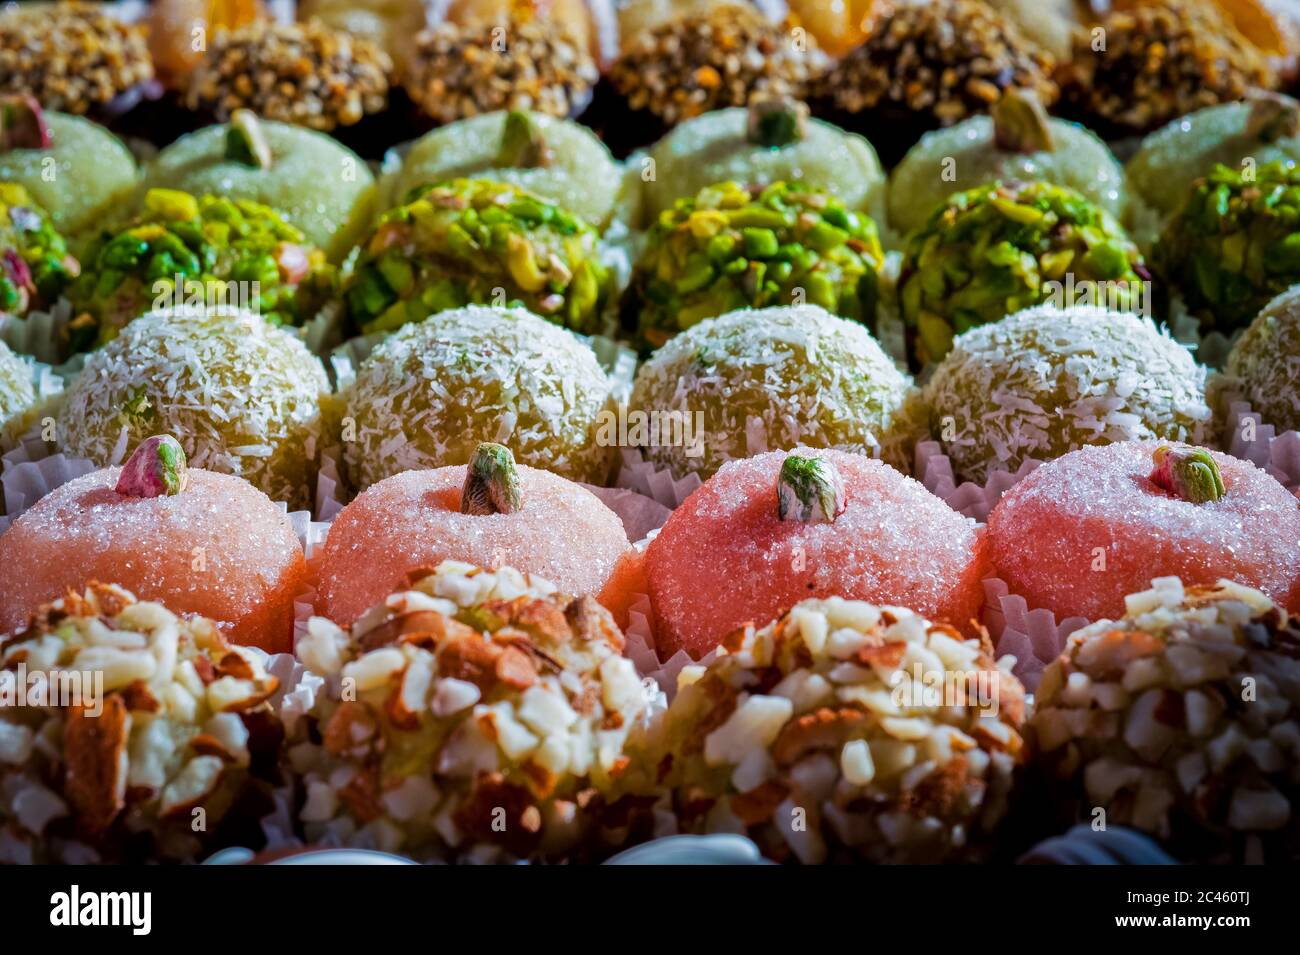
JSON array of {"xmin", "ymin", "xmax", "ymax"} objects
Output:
[
  {"xmin": 342, "ymin": 305, "xmax": 615, "ymax": 491},
  {"xmin": 317, "ymin": 464, "xmax": 630, "ymax": 627},
  {"xmin": 920, "ymin": 304, "xmax": 1213, "ymax": 483},
  {"xmin": 55, "ymin": 306, "xmax": 331, "ymax": 511},
  {"xmin": 644, "ymin": 449, "xmax": 988, "ymax": 660},
  {"xmin": 987, "ymin": 442, "xmax": 1300, "ymax": 624},
  {"xmin": 628, "ymin": 305, "xmax": 913, "ymax": 482},
  {"xmin": 0, "ymin": 467, "xmax": 307, "ymax": 649}
]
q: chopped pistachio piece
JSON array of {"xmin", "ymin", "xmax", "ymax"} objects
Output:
[{"xmin": 0, "ymin": 94, "xmax": 50, "ymax": 152}]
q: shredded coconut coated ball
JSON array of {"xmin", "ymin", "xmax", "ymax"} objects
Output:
[
  {"xmin": 920, "ymin": 304, "xmax": 1213, "ymax": 483},
  {"xmin": 342, "ymin": 306, "xmax": 615, "ymax": 491},
  {"xmin": 55, "ymin": 306, "xmax": 331, "ymax": 511},
  {"xmin": 291, "ymin": 561, "xmax": 662, "ymax": 862},
  {"xmin": 624, "ymin": 596, "xmax": 1026, "ymax": 863},
  {"xmin": 1219, "ymin": 286, "xmax": 1300, "ymax": 435},
  {"xmin": 0, "ymin": 340, "xmax": 37, "ymax": 449},
  {"xmin": 628, "ymin": 305, "xmax": 913, "ymax": 481},
  {"xmin": 1032, "ymin": 578, "xmax": 1300, "ymax": 863}
]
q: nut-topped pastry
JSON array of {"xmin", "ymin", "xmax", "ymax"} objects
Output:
[
  {"xmin": 185, "ymin": 18, "xmax": 392, "ymax": 131},
  {"xmin": 343, "ymin": 179, "xmax": 612, "ymax": 338},
  {"xmin": 68, "ymin": 187, "xmax": 332, "ymax": 349},
  {"xmin": 1154, "ymin": 160, "xmax": 1300, "ymax": 335},
  {"xmin": 1032, "ymin": 578, "xmax": 1300, "ymax": 863},
  {"xmin": 1059, "ymin": 0, "xmax": 1275, "ymax": 135},
  {"xmin": 0, "ymin": 2, "xmax": 156, "ymax": 118},
  {"xmin": 609, "ymin": 1, "xmax": 829, "ymax": 128},
  {"xmin": 0, "ymin": 182, "xmax": 79, "ymax": 322},
  {"xmin": 626, "ymin": 596, "xmax": 1026, "ymax": 863},
  {"xmin": 817, "ymin": 0, "xmax": 1057, "ymax": 133},
  {"xmin": 404, "ymin": 15, "xmax": 598, "ymax": 124},
  {"xmin": 897, "ymin": 180, "xmax": 1148, "ymax": 367},
  {"xmin": 290, "ymin": 561, "xmax": 660, "ymax": 862},
  {"xmin": 143, "ymin": 110, "xmax": 375, "ymax": 262},
  {"xmin": 623, "ymin": 180, "xmax": 885, "ymax": 352},
  {"xmin": 0, "ymin": 583, "xmax": 283, "ymax": 864}
]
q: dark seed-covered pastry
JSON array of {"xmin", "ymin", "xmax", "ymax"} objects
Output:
[
  {"xmin": 185, "ymin": 18, "xmax": 392, "ymax": 131},
  {"xmin": 609, "ymin": 2, "xmax": 829, "ymax": 127},
  {"xmin": 817, "ymin": 0, "xmax": 1057, "ymax": 129}
]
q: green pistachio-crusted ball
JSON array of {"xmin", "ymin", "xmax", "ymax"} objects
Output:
[
  {"xmin": 342, "ymin": 178, "xmax": 614, "ymax": 338},
  {"xmin": 342, "ymin": 305, "xmax": 615, "ymax": 491},
  {"xmin": 0, "ymin": 182, "xmax": 77, "ymax": 317},
  {"xmin": 628, "ymin": 304, "xmax": 912, "ymax": 481},
  {"xmin": 920, "ymin": 304, "xmax": 1212, "ymax": 483},
  {"xmin": 1154, "ymin": 161, "xmax": 1300, "ymax": 335},
  {"xmin": 898, "ymin": 180, "xmax": 1149, "ymax": 368},
  {"xmin": 68, "ymin": 187, "xmax": 332, "ymax": 350},
  {"xmin": 622, "ymin": 180, "xmax": 885, "ymax": 353},
  {"xmin": 0, "ymin": 338, "xmax": 37, "ymax": 448},
  {"xmin": 1124, "ymin": 96, "xmax": 1300, "ymax": 246},
  {"xmin": 55, "ymin": 306, "xmax": 331, "ymax": 510}
]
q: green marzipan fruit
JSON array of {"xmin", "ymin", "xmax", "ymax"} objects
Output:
[{"xmin": 622, "ymin": 180, "xmax": 884, "ymax": 353}]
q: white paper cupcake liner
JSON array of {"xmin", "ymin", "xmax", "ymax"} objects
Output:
[
  {"xmin": 981, "ymin": 577, "xmax": 1089, "ymax": 693},
  {"xmin": 0, "ymin": 429, "xmax": 96, "ymax": 530},
  {"xmin": 0, "ymin": 298, "xmax": 75, "ymax": 367},
  {"xmin": 1221, "ymin": 396, "xmax": 1300, "ymax": 491},
  {"xmin": 913, "ymin": 439, "xmax": 1040, "ymax": 523},
  {"xmin": 614, "ymin": 447, "xmax": 703, "ymax": 510}
]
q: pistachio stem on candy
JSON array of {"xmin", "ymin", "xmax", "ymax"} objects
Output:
[
  {"xmin": 991, "ymin": 87, "xmax": 1054, "ymax": 154},
  {"xmin": 0, "ymin": 94, "xmax": 51, "ymax": 152},
  {"xmin": 496, "ymin": 110, "xmax": 553, "ymax": 169},
  {"xmin": 777, "ymin": 454, "xmax": 845, "ymax": 523},
  {"xmin": 225, "ymin": 109, "xmax": 273, "ymax": 169},
  {"xmin": 1149, "ymin": 446, "xmax": 1225, "ymax": 504},
  {"xmin": 115, "ymin": 435, "xmax": 189, "ymax": 497},
  {"xmin": 1245, "ymin": 91, "xmax": 1300, "ymax": 143},
  {"xmin": 462, "ymin": 442, "xmax": 524, "ymax": 515},
  {"xmin": 746, "ymin": 97, "xmax": 809, "ymax": 148}
]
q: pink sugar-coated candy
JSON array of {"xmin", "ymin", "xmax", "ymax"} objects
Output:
[
  {"xmin": 986, "ymin": 442, "xmax": 1300, "ymax": 623},
  {"xmin": 316, "ymin": 465, "xmax": 632, "ymax": 626},
  {"xmin": 0, "ymin": 468, "xmax": 308, "ymax": 651},
  {"xmin": 644, "ymin": 449, "xmax": 989, "ymax": 661}
]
